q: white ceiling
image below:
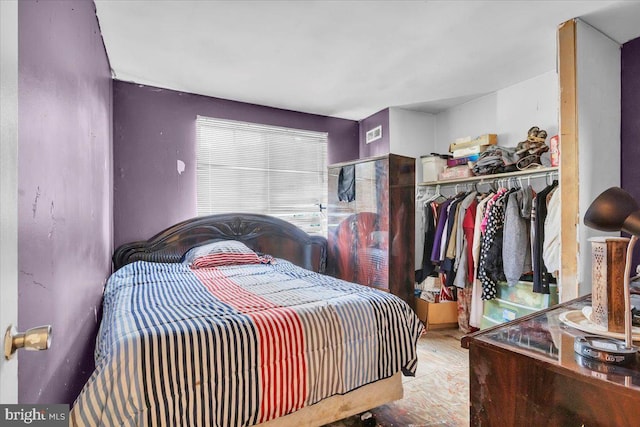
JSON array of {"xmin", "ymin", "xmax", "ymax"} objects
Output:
[{"xmin": 94, "ymin": 0, "xmax": 640, "ymax": 121}]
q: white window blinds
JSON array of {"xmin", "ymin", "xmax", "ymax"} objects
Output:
[{"xmin": 196, "ymin": 115, "xmax": 328, "ymax": 235}]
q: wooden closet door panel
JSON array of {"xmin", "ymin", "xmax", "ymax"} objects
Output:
[{"xmin": 388, "ymin": 154, "xmax": 415, "ymax": 310}]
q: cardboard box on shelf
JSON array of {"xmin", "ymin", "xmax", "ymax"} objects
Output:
[
  {"xmin": 415, "ymin": 299, "xmax": 458, "ymax": 330},
  {"xmin": 449, "ymin": 134, "xmax": 497, "ymax": 152},
  {"xmin": 438, "ymin": 165, "xmax": 474, "ymax": 180}
]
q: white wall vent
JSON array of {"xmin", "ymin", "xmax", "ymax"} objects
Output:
[{"xmin": 366, "ymin": 125, "xmax": 382, "ymax": 144}]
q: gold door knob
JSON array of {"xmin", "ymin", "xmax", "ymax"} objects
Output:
[{"xmin": 4, "ymin": 324, "xmax": 52, "ymax": 360}]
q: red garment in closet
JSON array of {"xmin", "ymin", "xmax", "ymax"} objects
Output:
[{"xmin": 463, "ymin": 199, "xmax": 478, "ymax": 284}]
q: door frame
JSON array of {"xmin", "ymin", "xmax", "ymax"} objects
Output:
[{"xmin": 0, "ymin": 0, "xmax": 19, "ymax": 404}]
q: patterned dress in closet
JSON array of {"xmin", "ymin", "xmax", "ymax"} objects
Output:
[{"xmin": 478, "ymin": 191, "xmax": 509, "ymax": 300}]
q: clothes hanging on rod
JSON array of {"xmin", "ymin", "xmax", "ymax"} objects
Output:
[
  {"xmin": 442, "ymin": 192, "xmax": 477, "ymax": 288},
  {"xmin": 430, "ymin": 199, "xmax": 453, "ymax": 263},
  {"xmin": 543, "ymin": 188, "xmax": 561, "ymax": 276},
  {"xmin": 503, "ymin": 186, "xmax": 533, "ymax": 286},
  {"xmin": 416, "ymin": 169, "xmax": 560, "ymax": 331},
  {"xmin": 531, "ymin": 179, "xmax": 559, "ymax": 293},
  {"xmin": 470, "ymin": 193, "xmax": 494, "ymax": 328},
  {"xmin": 478, "ymin": 188, "xmax": 511, "ymax": 300},
  {"xmin": 459, "ymin": 197, "xmax": 478, "ymax": 287},
  {"xmin": 454, "ymin": 192, "xmax": 478, "ymax": 282},
  {"xmin": 415, "ymin": 189, "xmax": 444, "ymax": 282}
]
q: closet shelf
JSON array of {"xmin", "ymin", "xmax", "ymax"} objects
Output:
[{"xmin": 418, "ymin": 166, "xmax": 558, "ymax": 187}]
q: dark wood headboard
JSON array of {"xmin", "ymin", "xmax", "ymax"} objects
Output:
[{"xmin": 112, "ymin": 213, "xmax": 327, "ymax": 273}]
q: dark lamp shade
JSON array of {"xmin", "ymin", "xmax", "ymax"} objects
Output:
[
  {"xmin": 623, "ymin": 210, "xmax": 640, "ymax": 236},
  {"xmin": 584, "ymin": 187, "xmax": 640, "ymax": 233}
]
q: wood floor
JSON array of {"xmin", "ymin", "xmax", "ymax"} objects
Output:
[{"xmin": 325, "ymin": 328, "xmax": 470, "ymax": 427}]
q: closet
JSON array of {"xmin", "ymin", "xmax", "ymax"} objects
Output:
[
  {"xmin": 326, "ymin": 154, "xmax": 415, "ymax": 310},
  {"xmin": 416, "ymin": 166, "xmax": 560, "ymax": 330}
]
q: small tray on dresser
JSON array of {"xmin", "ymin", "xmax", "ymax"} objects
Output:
[{"xmin": 559, "ymin": 308, "xmax": 640, "ymax": 342}]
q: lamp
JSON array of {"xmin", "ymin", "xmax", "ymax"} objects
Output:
[{"xmin": 578, "ymin": 187, "xmax": 639, "ymax": 364}]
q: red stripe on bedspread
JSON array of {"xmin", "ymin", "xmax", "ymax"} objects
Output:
[{"xmin": 192, "ymin": 268, "xmax": 308, "ymax": 423}]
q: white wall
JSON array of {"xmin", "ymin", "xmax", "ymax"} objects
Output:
[
  {"xmin": 412, "ymin": 70, "xmax": 558, "ymax": 283},
  {"xmin": 435, "ymin": 70, "xmax": 559, "ymax": 153},
  {"xmin": 387, "ymin": 74, "xmax": 559, "ymax": 273},
  {"xmin": 496, "ymin": 71, "xmax": 559, "ymax": 149},
  {"xmin": 576, "ymin": 19, "xmax": 622, "ymax": 295},
  {"xmin": 435, "ymin": 94, "xmax": 498, "ymax": 151},
  {"xmin": 388, "ymin": 107, "xmax": 437, "ymax": 268},
  {"xmin": 389, "ymin": 107, "xmax": 437, "ymax": 183}
]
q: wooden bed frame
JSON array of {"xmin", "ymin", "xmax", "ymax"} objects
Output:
[
  {"xmin": 113, "ymin": 213, "xmax": 327, "ymax": 272},
  {"xmin": 111, "ymin": 213, "xmax": 404, "ymax": 427}
]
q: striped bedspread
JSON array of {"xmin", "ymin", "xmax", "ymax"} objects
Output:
[{"xmin": 71, "ymin": 260, "xmax": 423, "ymax": 427}]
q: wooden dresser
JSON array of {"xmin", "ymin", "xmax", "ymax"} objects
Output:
[{"xmin": 462, "ymin": 295, "xmax": 640, "ymax": 426}]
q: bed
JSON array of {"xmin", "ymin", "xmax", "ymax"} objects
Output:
[{"xmin": 71, "ymin": 213, "xmax": 423, "ymax": 427}]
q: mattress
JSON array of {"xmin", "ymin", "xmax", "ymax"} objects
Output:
[{"xmin": 71, "ymin": 259, "xmax": 422, "ymax": 427}]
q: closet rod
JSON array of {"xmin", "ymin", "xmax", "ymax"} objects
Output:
[{"xmin": 418, "ymin": 166, "xmax": 558, "ymax": 187}]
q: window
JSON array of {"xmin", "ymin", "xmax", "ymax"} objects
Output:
[{"xmin": 196, "ymin": 116, "xmax": 328, "ymax": 235}]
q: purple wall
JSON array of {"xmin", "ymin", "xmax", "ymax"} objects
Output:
[
  {"xmin": 18, "ymin": 0, "xmax": 112, "ymax": 404},
  {"xmin": 113, "ymin": 81, "xmax": 359, "ymax": 247},
  {"xmin": 358, "ymin": 108, "xmax": 390, "ymax": 158},
  {"xmin": 621, "ymin": 36, "xmax": 640, "ymax": 265},
  {"xmin": 621, "ymin": 37, "xmax": 640, "ymax": 201}
]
